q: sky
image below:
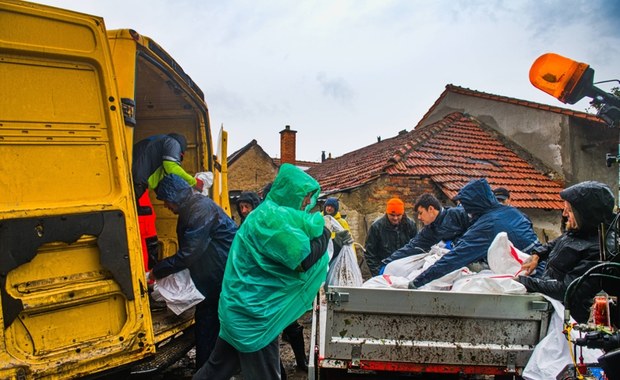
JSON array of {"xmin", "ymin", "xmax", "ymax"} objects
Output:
[{"xmin": 35, "ymin": 0, "xmax": 620, "ymax": 162}]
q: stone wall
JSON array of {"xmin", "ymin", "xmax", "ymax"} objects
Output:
[{"xmin": 228, "ymin": 145, "xmax": 278, "ymax": 193}]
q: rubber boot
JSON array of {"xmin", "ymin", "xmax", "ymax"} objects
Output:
[{"xmin": 283, "ymin": 322, "xmax": 308, "ymax": 371}]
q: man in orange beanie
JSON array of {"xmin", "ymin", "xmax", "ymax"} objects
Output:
[{"xmin": 364, "ymin": 197, "xmax": 417, "ymax": 276}]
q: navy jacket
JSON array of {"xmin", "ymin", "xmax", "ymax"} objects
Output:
[
  {"xmin": 152, "ymin": 175, "xmax": 238, "ymax": 302},
  {"xmin": 382, "ymin": 206, "xmax": 470, "ymax": 266},
  {"xmin": 412, "ymin": 179, "xmax": 541, "ymax": 288}
]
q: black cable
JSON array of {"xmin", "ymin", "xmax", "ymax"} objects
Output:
[{"xmin": 564, "ymin": 262, "xmax": 620, "ymax": 324}]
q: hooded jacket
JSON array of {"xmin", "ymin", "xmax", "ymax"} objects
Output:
[
  {"xmin": 235, "ymin": 191, "xmax": 261, "ymax": 223},
  {"xmin": 518, "ymin": 181, "xmax": 615, "ymax": 323},
  {"xmin": 411, "ymin": 178, "xmax": 541, "ymax": 288},
  {"xmin": 151, "ymin": 174, "xmax": 237, "ymax": 302},
  {"xmin": 132, "ymin": 133, "xmax": 196, "ymax": 196},
  {"xmin": 383, "ymin": 206, "xmax": 470, "ymax": 266},
  {"xmin": 218, "ymin": 163, "xmax": 330, "ymax": 352}
]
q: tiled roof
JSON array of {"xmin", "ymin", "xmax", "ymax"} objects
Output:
[
  {"xmin": 272, "ymin": 158, "xmax": 320, "ymax": 169},
  {"xmin": 416, "ymin": 84, "xmax": 606, "ymax": 129},
  {"xmin": 307, "ymin": 112, "xmax": 564, "ymax": 210}
]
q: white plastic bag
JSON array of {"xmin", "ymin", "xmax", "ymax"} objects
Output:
[
  {"xmin": 323, "ymin": 215, "xmax": 345, "ymax": 233},
  {"xmin": 383, "ymin": 243, "xmax": 450, "ymax": 281},
  {"xmin": 487, "ymin": 232, "xmax": 530, "ymax": 276},
  {"xmin": 362, "ymin": 274, "xmax": 410, "ymax": 289},
  {"xmin": 523, "ymin": 296, "xmax": 602, "ymax": 379},
  {"xmin": 451, "ymin": 272, "xmax": 527, "ymax": 294},
  {"xmin": 153, "ymin": 269, "xmax": 205, "ymax": 315},
  {"xmin": 326, "ymin": 244, "xmax": 363, "ymax": 287},
  {"xmin": 194, "ymin": 172, "xmax": 214, "ymax": 196}
]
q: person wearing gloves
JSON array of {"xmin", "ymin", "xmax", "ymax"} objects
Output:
[
  {"xmin": 409, "ymin": 178, "xmax": 541, "ymax": 289},
  {"xmin": 132, "ymin": 133, "xmax": 205, "ymax": 271},
  {"xmin": 150, "ymin": 174, "xmax": 237, "ymax": 369},
  {"xmin": 517, "ymin": 181, "xmax": 615, "ymax": 323},
  {"xmin": 235, "ymin": 191, "xmax": 261, "ymax": 224},
  {"xmin": 193, "ymin": 163, "xmax": 330, "ymax": 380},
  {"xmin": 322, "ymin": 197, "xmax": 353, "ymax": 261},
  {"xmin": 364, "ymin": 197, "xmax": 417, "ymax": 277},
  {"xmin": 382, "ymin": 193, "xmax": 470, "ymax": 268}
]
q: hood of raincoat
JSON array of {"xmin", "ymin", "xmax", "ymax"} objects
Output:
[
  {"xmin": 218, "ymin": 163, "xmax": 328, "ymax": 352},
  {"xmin": 454, "ymin": 178, "xmax": 500, "ymax": 217},
  {"xmin": 266, "ymin": 163, "xmax": 320, "ymax": 212},
  {"xmin": 155, "ymin": 174, "xmax": 193, "ymax": 205},
  {"xmin": 560, "ymin": 181, "xmax": 615, "ymax": 233}
]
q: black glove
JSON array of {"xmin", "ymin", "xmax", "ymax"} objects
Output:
[{"xmin": 334, "ymin": 230, "xmax": 354, "ymax": 247}]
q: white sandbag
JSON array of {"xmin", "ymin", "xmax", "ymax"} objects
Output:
[
  {"xmin": 383, "ymin": 252, "xmax": 429, "ymax": 278},
  {"xmin": 362, "ymin": 274, "xmax": 410, "ymax": 289},
  {"xmin": 384, "ymin": 243, "xmax": 450, "ymax": 281},
  {"xmin": 422, "ymin": 267, "xmax": 472, "ymax": 291},
  {"xmin": 487, "ymin": 232, "xmax": 530, "ymax": 276},
  {"xmin": 523, "ymin": 296, "xmax": 602, "ymax": 380},
  {"xmin": 451, "ymin": 272, "xmax": 527, "ymax": 294},
  {"xmin": 154, "ymin": 269, "xmax": 205, "ymax": 315},
  {"xmin": 323, "ymin": 215, "xmax": 345, "ymax": 233},
  {"xmin": 326, "ymin": 244, "xmax": 363, "ymax": 287}
]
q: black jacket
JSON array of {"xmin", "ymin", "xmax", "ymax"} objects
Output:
[
  {"xmin": 518, "ymin": 181, "xmax": 615, "ymax": 323},
  {"xmin": 364, "ymin": 215, "xmax": 417, "ymax": 276},
  {"xmin": 383, "ymin": 206, "xmax": 470, "ymax": 265}
]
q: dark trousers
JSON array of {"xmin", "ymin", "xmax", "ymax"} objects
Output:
[
  {"xmin": 194, "ymin": 299, "xmax": 220, "ymax": 368},
  {"xmin": 192, "ymin": 336, "xmax": 281, "ymax": 380}
]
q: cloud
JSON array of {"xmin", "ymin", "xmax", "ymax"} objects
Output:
[{"xmin": 316, "ymin": 72, "xmax": 354, "ymax": 104}]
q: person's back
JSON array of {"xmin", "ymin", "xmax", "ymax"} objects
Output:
[
  {"xmin": 217, "ymin": 164, "xmax": 329, "ymax": 360},
  {"xmin": 517, "ymin": 181, "xmax": 615, "ymax": 322},
  {"xmin": 410, "ymin": 178, "xmax": 540, "ymax": 288}
]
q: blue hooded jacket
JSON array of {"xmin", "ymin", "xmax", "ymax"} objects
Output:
[
  {"xmin": 411, "ymin": 178, "xmax": 541, "ymax": 288},
  {"xmin": 152, "ymin": 174, "xmax": 238, "ymax": 302}
]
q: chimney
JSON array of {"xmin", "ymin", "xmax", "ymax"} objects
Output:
[
  {"xmin": 280, "ymin": 125, "xmax": 297, "ymax": 165},
  {"xmin": 321, "ymin": 151, "xmax": 326, "ymax": 162}
]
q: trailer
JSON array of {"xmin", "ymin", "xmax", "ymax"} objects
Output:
[{"xmin": 310, "ymin": 285, "xmax": 552, "ymax": 379}]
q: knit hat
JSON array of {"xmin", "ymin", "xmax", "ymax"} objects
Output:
[
  {"xmin": 386, "ymin": 198, "xmax": 404, "ymax": 214},
  {"xmin": 493, "ymin": 187, "xmax": 510, "ymax": 202},
  {"xmin": 324, "ymin": 197, "xmax": 339, "ymax": 213}
]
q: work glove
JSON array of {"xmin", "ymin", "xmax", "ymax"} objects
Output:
[
  {"xmin": 194, "ymin": 178, "xmax": 204, "ymax": 192},
  {"xmin": 378, "ymin": 265, "xmax": 386, "ymax": 275},
  {"xmin": 334, "ymin": 230, "xmax": 354, "ymax": 247}
]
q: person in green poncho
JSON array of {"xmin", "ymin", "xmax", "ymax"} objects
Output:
[{"xmin": 193, "ymin": 163, "xmax": 331, "ymax": 380}]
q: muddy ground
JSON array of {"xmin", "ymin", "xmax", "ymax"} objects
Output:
[{"xmin": 144, "ymin": 312, "xmax": 312, "ymax": 380}]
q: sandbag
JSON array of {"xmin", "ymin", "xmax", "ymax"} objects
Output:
[
  {"xmin": 153, "ymin": 269, "xmax": 205, "ymax": 315},
  {"xmin": 327, "ymin": 244, "xmax": 363, "ymax": 287},
  {"xmin": 451, "ymin": 272, "xmax": 527, "ymax": 294},
  {"xmin": 487, "ymin": 232, "xmax": 530, "ymax": 276}
]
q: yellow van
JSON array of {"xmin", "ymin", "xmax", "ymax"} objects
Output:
[{"xmin": 0, "ymin": 1, "xmax": 228, "ymax": 378}]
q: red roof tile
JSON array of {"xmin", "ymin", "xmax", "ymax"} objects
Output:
[{"xmin": 307, "ymin": 112, "xmax": 564, "ymax": 210}]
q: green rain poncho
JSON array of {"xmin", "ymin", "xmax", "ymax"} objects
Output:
[{"xmin": 218, "ymin": 164, "xmax": 329, "ymax": 352}]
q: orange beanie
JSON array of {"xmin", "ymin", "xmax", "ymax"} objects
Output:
[{"xmin": 386, "ymin": 198, "xmax": 404, "ymax": 214}]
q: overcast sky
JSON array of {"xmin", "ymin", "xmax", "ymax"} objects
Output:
[{"xmin": 36, "ymin": 0, "xmax": 620, "ymax": 162}]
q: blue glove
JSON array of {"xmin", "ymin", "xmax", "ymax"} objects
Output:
[{"xmin": 379, "ymin": 265, "xmax": 386, "ymax": 275}]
